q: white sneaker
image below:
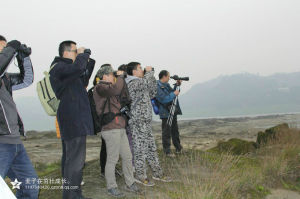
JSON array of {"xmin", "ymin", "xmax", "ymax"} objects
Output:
[
  {"xmin": 153, "ymin": 176, "xmax": 172, "ymax": 182},
  {"xmin": 135, "ymin": 178, "xmax": 155, "ymax": 187}
]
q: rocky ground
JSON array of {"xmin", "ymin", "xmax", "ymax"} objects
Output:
[
  {"xmin": 19, "ymin": 113, "xmax": 300, "ymax": 198},
  {"xmin": 24, "ymin": 114, "xmax": 300, "ymax": 164}
]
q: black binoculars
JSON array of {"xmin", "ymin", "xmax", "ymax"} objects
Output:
[
  {"xmin": 113, "ymin": 71, "xmax": 127, "ymax": 78},
  {"xmin": 19, "ymin": 44, "xmax": 32, "ymax": 56},
  {"xmin": 144, "ymin": 67, "xmax": 154, "ymax": 74}
]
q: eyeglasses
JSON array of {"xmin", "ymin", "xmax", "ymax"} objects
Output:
[{"xmin": 67, "ymin": 49, "xmax": 77, "ymax": 53}]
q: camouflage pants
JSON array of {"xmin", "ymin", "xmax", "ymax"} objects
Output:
[{"xmin": 129, "ymin": 120, "xmax": 163, "ymax": 180}]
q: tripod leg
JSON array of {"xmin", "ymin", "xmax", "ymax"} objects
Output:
[
  {"xmin": 167, "ymin": 98, "xmax": 176, "ymax": 125},
  {"xmin": 167, "ymin": 97, "xmax": 178, "ymax": 126}
]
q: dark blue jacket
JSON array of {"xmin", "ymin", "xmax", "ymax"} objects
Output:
[
  {"xmin": 156, "ymin": 80, "xmax": 182, "ymax": 119},
  {"xmin": 49, "ymin": 54, "xmax": 95, "ymax": 140}
]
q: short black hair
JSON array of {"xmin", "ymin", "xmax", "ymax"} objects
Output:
[
  {"xmin": 118, "ymin": 64, "xmax": 127, "ymax": 72},
  {"xmin": 0, "ymin": 35, "xmax": 7, "ymax": 42},
  {"xmin": 159, "ymin": 70, "xmax": 169, "ymax": 79},
  {"xmin": 127, "ymin": 62, "xmax": 140, "ymax": 76},
  {"xmin": 59, "ymin": 40, "xmax": 76, "ymax": 57},
  {"xmin": 101, "ymin": 64, "xmax": 111, "ymax": 68}
]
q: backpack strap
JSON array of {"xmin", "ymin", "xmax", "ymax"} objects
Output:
[
  {"xmin": 100, "ymin": 97, "xmax": 109, "ymax": 116},
  {"xmin": 44, "ymin": 63, "xmax": 57, "ymax": 76},
  {"xmin": 106, "ymin": 97, "xmax": 122, "ymax": 116},
  {"xmin": 50, "ymin": 63, "xmax": 57, "ymax": 71}
]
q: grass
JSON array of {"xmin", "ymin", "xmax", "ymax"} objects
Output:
[
  {"xmin": 151, "ymin": 127, "xmax": 300, "ymax": 199},
  {"xmin": 6, "ymin": 125, "xmax": 300, "ymax": 198}
]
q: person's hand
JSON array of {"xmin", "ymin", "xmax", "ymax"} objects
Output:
[
  {"xmin": 7, "ymin": 40, "xmax": 21, "ymax": 51},
  {"xmin": 174, "ymin": 90, "xmax": 180, "ymax": 96},
  {"xmin": 176, "ymin": 80, "xmax": 182, "ymax": 86},
  {"xmin": 77, "ymin": 47, "xmax": 85, "ymax": 54},
  {"xmin": 116, "ymin": 70, "xmax": 124, "ymax": 76},
  {"xmin": 145, "ymin": 66, "xmax": 152, "ymax": 72},
  {"xmin": 84, "ymin": 48, "xmax": 91, "ymax": 55}
]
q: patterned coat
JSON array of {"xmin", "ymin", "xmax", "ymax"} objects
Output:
[
  {"xmin": 126, "ymin": 71, "xmax": 157, "ymax": 123},
  {"xmin": 126, "ymin": 71, "xmax": 163, "ymax": 179}
]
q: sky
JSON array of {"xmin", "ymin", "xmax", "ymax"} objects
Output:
[{"xmin": 2, "ymin": 0, "xmax": 300, "ymax": 98}]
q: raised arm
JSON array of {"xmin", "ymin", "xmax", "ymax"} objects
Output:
[
  {"xmin": 146, "ymin": 70, "xmax": 157, "ymax": 99},
  {"xmin": 127, "ymin": 70, "xmax": 156, "ymax": 94},
  {"xmin": 54, "ymin": 53, "xmax": 90, "ymax": 83},
  {"xmin": 156, "ymin": 83, "xmax": 176, "ymax": 104},
  {"xmin": 81, "ymin": 58, "xmax": 95, "ymax": 87},
  {"xmin": 0, "ymin": 46, "xmax": 16, "ymax": 77},
  {"xmin": 8, "ymin": 52, "xmax": 34, "ymax": 91},
  {"xmin": 95, "ymin": 76, "xmax": 125, "ymax": 97}
]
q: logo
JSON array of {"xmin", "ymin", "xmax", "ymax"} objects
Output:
[{"xmin": 11, "ymin": 179, "xmax": 22, "ymax": 189}]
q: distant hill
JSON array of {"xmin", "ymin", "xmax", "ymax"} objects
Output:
[{"xmin": 180, "ymin": 72, "xmax": 300, "ymax": 118}]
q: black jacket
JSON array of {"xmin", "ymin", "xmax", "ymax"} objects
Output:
[
  {"xmin": 49, "ymin": 54, "xmax": 95, "ymax": 140},
  {"xmin": 0, "ymin": 46, "xmax": 34, "ymax": 136}
]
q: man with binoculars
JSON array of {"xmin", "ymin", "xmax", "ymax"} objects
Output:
[
  {"xmin": 50, "ymin": 40, "xmax": 95, "ymax": 199},
  {"xmin": 126, "ymin": 62, "xmax": 171, "ymax": 187},
  {"xmin": 93, "ymin": 65, "xmax": 140, "ymax": 198},
  {"xmin": 0, "ymin": 35, "xmax": 39, "ymax": 198}
]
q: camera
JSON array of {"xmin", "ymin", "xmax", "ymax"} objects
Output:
[
  {"xmin": 19, "ymin": 44, "xmax": 31, "ymax": 56},
  {"xmin": 120, "ymin": 106, "xmax": 133, "ymax": 118},
  {"xmin": 170, "ymin": 75, "xmax": 189, "ymax": 81}
]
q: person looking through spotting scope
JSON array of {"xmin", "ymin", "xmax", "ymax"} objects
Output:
[{"xmin": 156, "ymin": 70, "xmax": 183, "ymax": 157}]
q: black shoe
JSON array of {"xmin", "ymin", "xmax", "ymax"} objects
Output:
[
  {"xmin": 166, "ymin": 153, "xmax": 176, "ymax": 157},
  {"xmin": 175, "ymin": 148, "xmax": 183, "ymax": 154},
  {"xmin": 124, "ymin": 182, "xmax": 142, "ymax": 194},
  {"xmin": 107, "ymin": 188, "xmax": 125, "ymax": 198},
  {"xmin": 101, "ymin": 172, "xmax": 105, "ymax": 178}
]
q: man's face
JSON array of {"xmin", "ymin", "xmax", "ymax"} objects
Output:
[
  {"xmin": 160, "ymin": 72, "xmax": 170, "ymax": 83},
  {"xmin": 63, "ymin": 44, "xmax": 77, "ymax": 62},
  {"xmin": 0, "ymin": 41, "xmax": 7, "ymax": 52},
  {"xmin": 165, "ymin": 73, "xmax": 170, "ymax": 83},
  {"xmin": 133, "ymin": 64, "xmax": 144, "ymax": 78},
  {"xmin": 103, "ymin": 73, "xmax": 115, "ymax": 84}
]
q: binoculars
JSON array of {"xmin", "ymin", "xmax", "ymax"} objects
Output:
[
  {"xmin": 144, "ymin": 67, "xmax": 154, "ymax": 74},
  {"xmin": 19, "ymin": 44, "xmax": 32, "ymax": 56}
]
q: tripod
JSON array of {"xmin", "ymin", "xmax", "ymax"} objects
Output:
[{"xmin": 167, "ymin": 86, "xmax": 180, "ymax": 127}]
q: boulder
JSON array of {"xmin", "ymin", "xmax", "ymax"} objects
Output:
[{"xmin": 256, "ymin": 123, "xmax": 289, "ymax": 147}]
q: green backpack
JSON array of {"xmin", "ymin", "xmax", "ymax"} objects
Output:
[{"xmin": 36, "ymin": 64, "xmax": 59, "ymax": 116}]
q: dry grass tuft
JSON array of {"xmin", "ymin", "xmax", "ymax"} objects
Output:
[{"xmin": 152, "ymin": 127, "xmax": 300, "ymax": 199}]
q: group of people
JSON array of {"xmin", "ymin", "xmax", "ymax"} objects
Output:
[{"xmin": 0, "ymin": 37, "xmax": 184, "ymax": 199}]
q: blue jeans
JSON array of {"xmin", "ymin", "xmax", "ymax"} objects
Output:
[{"xmin": 0, "ymin": 143, "xmax": 39, "ymax": 199}]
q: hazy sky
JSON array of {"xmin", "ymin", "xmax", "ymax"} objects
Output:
[{"xmin": 2, "ymin": 0, "xmax": 300, "ymax": 98}]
